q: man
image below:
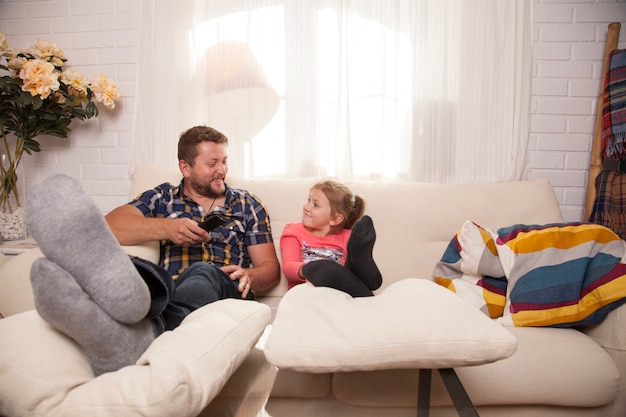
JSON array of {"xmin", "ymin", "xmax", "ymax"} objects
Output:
[
  {"xmin": 106, "ymin": 125, "xmax": 280, "ymax": 299},
  {"xmin": 27, "ymin": 126, "xmax": 280, "ymax": 376}
]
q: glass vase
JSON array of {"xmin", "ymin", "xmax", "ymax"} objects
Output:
[{"xmin": 0, "ymin": 151, "xmax": 26, "ymax": 241}]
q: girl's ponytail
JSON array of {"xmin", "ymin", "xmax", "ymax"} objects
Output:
[{"xmin": 344, "ymin": 194, "xmax": 365, "ymax": 229}]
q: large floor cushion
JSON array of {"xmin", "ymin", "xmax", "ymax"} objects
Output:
[
  {"xmin": 0, "ymin": 299, "xmax": 271, "ymax": 417},
  {"xmin": 264, "ymin": 279, "xmax": 517, "ymax": 373}
]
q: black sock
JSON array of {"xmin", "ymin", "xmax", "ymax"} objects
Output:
[
  {"xmin": 344, "ymin": 215, "xmax": 383, "ymax": 291},
  {"xmin": 301, "ymin": 260, "xmax": 373, "ymax": 297}
]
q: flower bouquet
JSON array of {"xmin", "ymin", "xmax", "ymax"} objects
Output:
[{"xmin": 0, "ymin": 33, "xmax": 121, "ymax": 239}]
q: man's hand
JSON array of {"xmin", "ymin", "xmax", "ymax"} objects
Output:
[
  {"xmin": 219, "ymin": 243, "xmax": 281, "ymax": 298},
  {"xmin": 168, "ymin": 218, "xmax": 210, "ymax": 246},
  {"xmin": 105, "ymin": 205, "xmax": 209, "ymax": 246},
  {"xmin": 221, "ymin": 265, "xmax": 253, "ymax": 298}
]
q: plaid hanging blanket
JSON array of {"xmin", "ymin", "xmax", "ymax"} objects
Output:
[
  {"xmin": 434, "ymin": 221, "xmax": 626, "ymax": 327},
  {"xmin": 602, "ymin": 49, "xmax": 626, "ymax": 159},
  {"xmin": 589, "ymin": 170, "xmax": 626, "ymax": 239}
]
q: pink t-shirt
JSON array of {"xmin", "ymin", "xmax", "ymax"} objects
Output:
[{"xmin": 280, "ymin": 222, "xmax": 351, "ymax": 289}]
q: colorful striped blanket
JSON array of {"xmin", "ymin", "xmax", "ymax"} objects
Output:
[
  {"xmin": 434, "ymin": 221, "xmax": 626, "ymax": 327},
  {"xmin": 602, "ymin": 49, "xmax": 626, "ymax": 159}
]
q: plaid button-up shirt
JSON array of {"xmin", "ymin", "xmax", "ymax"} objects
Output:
[{"xmin": 129, "ymin": 179, "xmax": 274, "ymax": 278}]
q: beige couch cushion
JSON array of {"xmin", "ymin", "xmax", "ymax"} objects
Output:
[
  {"xmin": 0, "ymin": 299, "xmax": 270, "ymax": 417},
  {"xmin": 333, "ymin": 326, "xmax": 620, "ymax": 408},
  {"xmin": 264, "ymin": 279, "xmax": 517, "ymax": 373}
]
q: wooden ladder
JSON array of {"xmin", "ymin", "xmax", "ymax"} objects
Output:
[{"xmin": 584, "ymin": 22, "xmax": 622, "ymax": 220}]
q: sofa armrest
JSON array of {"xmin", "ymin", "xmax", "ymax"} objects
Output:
[
  {"xmin": 0, "ymin": 242, "xmax": 161, "ymax": 318},
  {"xmin": 0, "ymin": 299, "xmax": 271, "ymax": 417},
  {"xmin": 0, "ymin": 249, "xmax": 43, "ymax": 317},
  {"xmin": 581, "ymin": 302, "xmax": 626, "ymax": 351},
  {"xmin": 120, "ymin": 241, "xmax": 161, "ymax": 264},
  {"xmin": 579, "ymin": 302, "xmax": 626, "ymax": 417}
]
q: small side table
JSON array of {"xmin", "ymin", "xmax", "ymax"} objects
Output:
[{"xmin": 0, "ymin": 237, "xmax": 37, "ymax": 256}]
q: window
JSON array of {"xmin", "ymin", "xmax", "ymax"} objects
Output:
[{"xmin": 134, "ymin": 0, "xmax": 531, "ymax": 183}]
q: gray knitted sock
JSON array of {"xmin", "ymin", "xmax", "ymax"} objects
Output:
[
  {"xmin": 31, "ymin": 258, "xmax": 157, "ymax": 376},
  {"xmin": 26, "ymin": 173, "xmax": 150, "ymax": 324}
]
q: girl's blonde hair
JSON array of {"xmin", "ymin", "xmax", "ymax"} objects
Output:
[{"xmin": 312, "ymin": 179, "xmax": 365, "ymax": 234}]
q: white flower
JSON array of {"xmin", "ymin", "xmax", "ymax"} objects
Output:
[
  {"xmin": 61, "ymin": 68, "xmax": 88, "ymax": 94},
  {"xmin": 0, "ymin": 33, "xmax": 13, "ymax": 59},
  {"xmin": 19, "ymin": 58, "xmax": 60, "ymax": 99},
  {"xmin": 30, "ymin": 38, "xmax": 65, "ymax": 67},
  {"xmin": 90, "ymin": 74, "xmax": 122, "ymax": 109}
]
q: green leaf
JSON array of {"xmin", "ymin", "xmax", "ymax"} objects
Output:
[
  {"xmin": 15, "ymin": 91, "xmax": 34, "ymax": 106},
  {"xmin": 32, "ymin": 96, "xmax": 43, "ymax": 110},
  {"xmin": 85, "ymin": 102, "xmax": 98, "ymax": 118},
  {"xmin": 22, "ymin": 138, "xmax": 42, "ymax": 154}
]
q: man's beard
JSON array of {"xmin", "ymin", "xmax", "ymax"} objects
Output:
[{"xmin": 190, "ymin": 176, "xmax": 224, "ymax": 199}]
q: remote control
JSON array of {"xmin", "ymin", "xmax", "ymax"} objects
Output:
[{"xmin": 198, "ymin": 211, "xmax": 228, "ymax": 232}]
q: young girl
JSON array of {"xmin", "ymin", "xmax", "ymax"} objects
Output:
[{"xmin": 280, "ymin": 179, "xmax": 382, "ymax": 297}]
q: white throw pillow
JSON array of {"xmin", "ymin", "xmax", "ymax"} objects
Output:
[
  {"xmin": 0, "ymin": 299, "xmax": 270, "ymax": 417},
  {"xmin": 264, "ymin": 279, "xmax": 517, "ymax": 373}
]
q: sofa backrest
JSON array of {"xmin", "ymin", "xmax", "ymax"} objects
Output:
[{"xmin": 129, "ymin": 165, "xmax": 564, "ymax": 297}]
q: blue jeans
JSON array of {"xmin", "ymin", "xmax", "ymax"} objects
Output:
[{"xmin": 131, "ymin": 257, "xmax": 253, "ymax": 333}]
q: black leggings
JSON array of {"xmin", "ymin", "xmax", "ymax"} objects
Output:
[{"xmin": 302, "ymin": 259, "xmax": 374, "ymax": 297}]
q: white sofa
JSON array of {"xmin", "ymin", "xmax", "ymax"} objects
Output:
[{"xmin": 0, "ymin": 164, "xmax": 625, "ymax": 417}]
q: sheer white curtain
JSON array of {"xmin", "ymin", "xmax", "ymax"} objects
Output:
[{"xmin": 133, "ymin": 0, "xmax": 531, "ymax": 183}]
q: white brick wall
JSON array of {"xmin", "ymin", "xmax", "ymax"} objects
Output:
[
  {"xmin": 0, "ymin": 0, "xmax": 141, "ymax": 214},
  {"xmin": 531, "ymin": 0, "xmax": 626, "ymax": 221},
  {"xmin": 1, "ymin": 0, "xmax": 625, "ymax": 221}
]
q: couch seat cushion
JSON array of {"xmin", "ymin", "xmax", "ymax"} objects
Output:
[
  {"xmin": 333, "ymin": 326, "xmax": 619, "ymax": 408},
  {"xmin": 264, "ymin": 279, "xmax": 517, "ymax": 373}
]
